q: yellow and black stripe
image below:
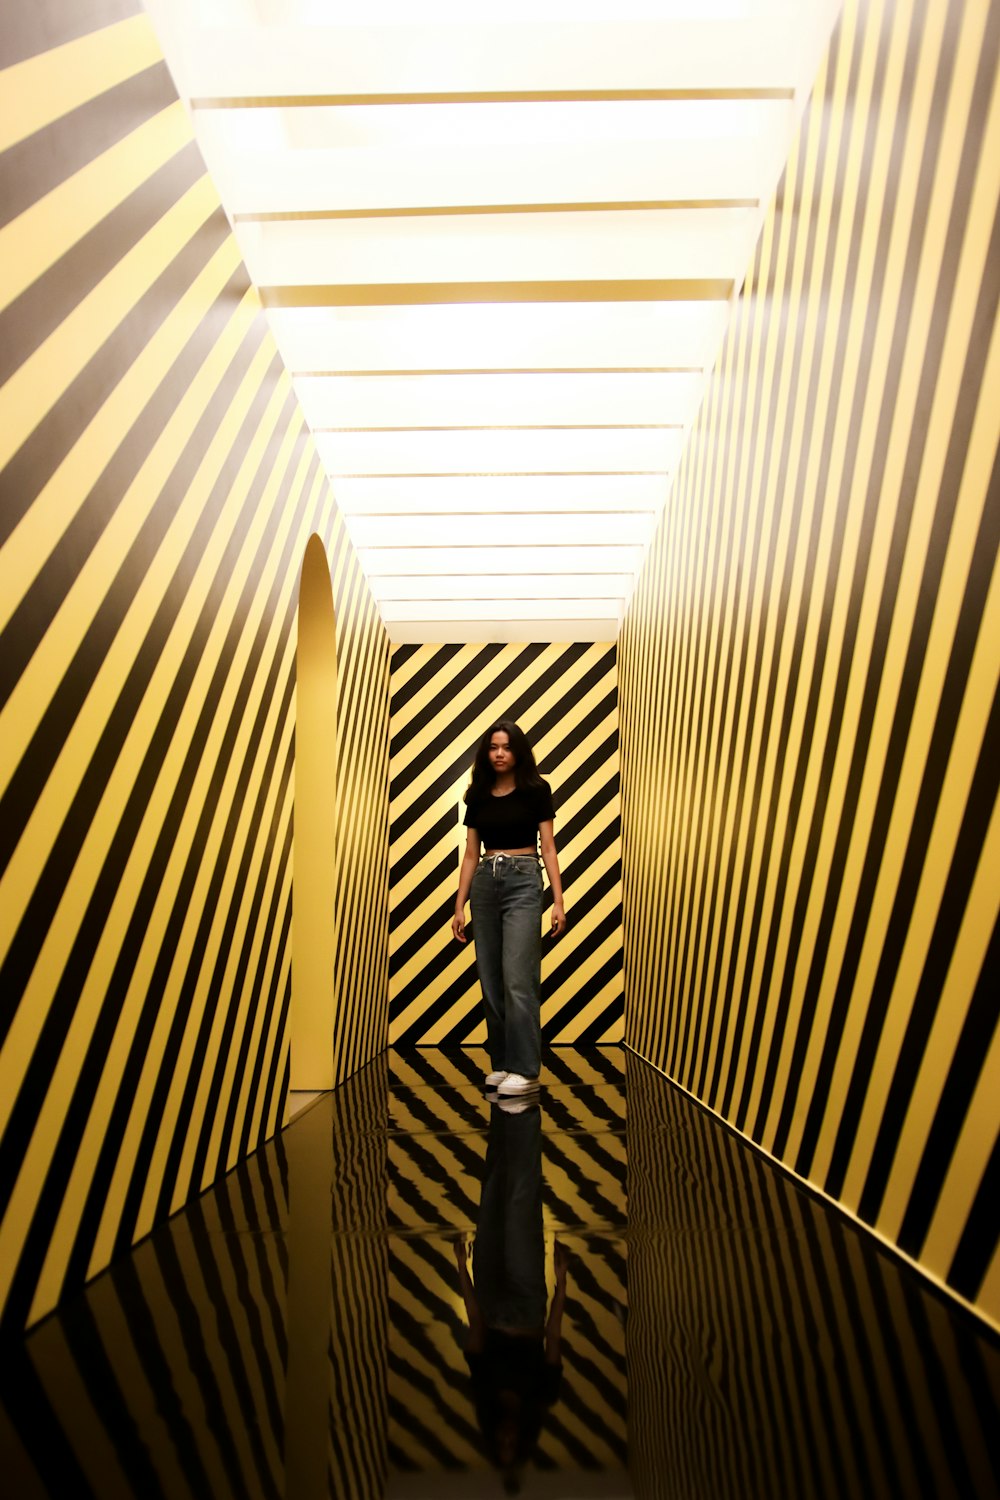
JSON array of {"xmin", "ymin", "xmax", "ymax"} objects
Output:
[
  {"xmin": 2, "ymin": 1130, "xmax": 291, "ymax": 1498},
  {"xmin": 388, "ymin": 643, "xmax": 623, "ymax": 1049},
  {"xmin": 2, "ymin": 1057, "xmax": 394, "ymax": 1498},
  {"xmin": 327, "ymin": 1057, "xmax": 391, "ymax": 1500},
  {"xmin": 625, "ymin": 1053, "xmax": 1000, "ymax": 1500},
  {"xmin": 0, "ymin": 2, "xmax": 390, "ymax": 1332},
  {"xmin": 386, "ymin": 1049, "xmax": 627, "ymax": 1474},
  {"xmin": 331, "ymin": 541, "xmax": 391, "ymax": 1089},
  {"xmin": 620, "ymin": 0, "xmax": 1000, "ymax": 1327}
]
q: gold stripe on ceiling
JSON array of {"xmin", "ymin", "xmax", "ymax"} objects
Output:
[
  {"xmin": 292, "ymin": 368, "xmax": 704, "ymax": 376},
  {"xmin": 344, "ymin": 509, "xmax": 658, "ymax": 516},
  {"xmin": 361, "ymin": 549, "xmax": 641, "ymax": 555},
  {"xmin": 376, "ymin": 571, "xmax": 636, "ymax": 578},
  {"xmin": 325, "ymin": 469, "xmax": 672, "ymax": 477},
  {"xmin": 262, "ymin": 280, "xmax": 732, "ymax": 307},
  {"xmin": 381, "ymin": 596, "xmax": 626, "ymax": 602},
  {"xmin": 371, "ymin": 564, "xmax": 629, "ymax": 573},
  {"xmin": 314, "ymin": 423, "xmax": 683, "ymax": 432},
  {"xmin": 235, "ymin": 199, "xmax": 758, "ymax": 222},
  {"xmin": 192, "ymin": 88, "xmax": 794, "ymax": 108}
]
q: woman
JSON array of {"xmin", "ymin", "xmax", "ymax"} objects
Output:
[
  {"xmin": 452, "ymin": 720, "xmax": 565, "ymax": 1095},
  {"xmin": 454, "ymin": 1099, "xmax": 569, "ymax": 1491}
]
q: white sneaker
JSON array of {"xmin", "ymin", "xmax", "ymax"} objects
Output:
[
  {"xmin": 496, "ymin": 1073, "xmax": 540, "ymax": 1096},
  {"xmin": 485, "ymin": 1070, "xmax": 508, "ymax": 1088},
  {"xmin": 495, "ymin": 1096, "xmax": 538, "ymax": 1115}
]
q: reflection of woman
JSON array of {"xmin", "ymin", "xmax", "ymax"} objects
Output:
[
  {"xmin": 454, "ymin": 1102, "xmax": 568, "ymax": 1491},
  {"xmin": 452, "ymin": 720, "xmax": 565, "ymax": 1098}
]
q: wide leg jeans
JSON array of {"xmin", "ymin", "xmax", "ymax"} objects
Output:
[
  {"xmin": 473, "ymin": 1104, "xmax": 546, "ymax": 1330},
  {"xmin": 470, "ymin": 854, "xmax": 543, "ymax": 1078}
]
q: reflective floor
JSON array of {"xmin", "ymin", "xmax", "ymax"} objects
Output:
[{"xmin": 2, "ymin": 1049, "xmax": 999, "ymax": 1499}]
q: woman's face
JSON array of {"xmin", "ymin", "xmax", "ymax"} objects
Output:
[{"xmin": 489, "ymin": 732, "xmax": 515, "ymax": 776}]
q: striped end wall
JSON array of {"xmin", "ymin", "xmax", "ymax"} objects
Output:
[
  {"xmin": 388, "ymin": 643, "xmax": 623, "ymax": 1047},
  {"xmin": 0, "ymin": 2, "xmax": 390, "ymax": 1332},
  {"xmin": 619, "ymin": 0, "xmax": 1000, "ymax": 1325},
  {"xmin": 625, "ymin": 1053, "xmax": 1000, "ymax": 1500},
  {"xmin": 386, "ymin": 1049, "xmax": 627, "ymax": 1475}
]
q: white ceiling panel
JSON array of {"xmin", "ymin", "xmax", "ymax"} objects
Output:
[
  {"xmin": 296, "ymin": 373, "xmax": 704, "ymax": 429},
  {"xmin": 143, "ymin": 0, "xmax": 842, "ymax": 640},
  {"xmin": 368, "ymin": 573, "xmax": 634, "ymax": 601},
  {"xmin": 269, "ymin": 97, "xmax": 788, "ymax": 152},
  {"xmin": 345, "ymin": 513, "xmax": 653, "ymax": 548},
  {"xmin": 357, "ymin": 546, "xmax": 645, "ymax": 575},
  {"xmin": 266, "ymin": 301, "xmax": 731, "ymax": 374},
  {"xmin": 315, "ymin": 428, "xmax": 685, "ymax": 476},
  {"xmin": 197, "ymin": 3, "xmax": 756, "ymax": 25},
  {"xmin": 379, "ymin": 598, "xmax": 623, "ymax": 621},
  {"xmin": 388, "ymin": 619, "xmax": 619, "ymax": 643},
  {"xmin": 236, "ymin": 209, "xmax": 760, "ymax": 286},
  {"xmin": 330, "ymin": 475, "xmax": 668, "ymax": 515},
  {"xmin": 177, "ymin": 20, "xmax": 824, "ymax": 98},
  {"xmin": 203, "ymin": 139, "xmax": 788, "ymax": 217}
]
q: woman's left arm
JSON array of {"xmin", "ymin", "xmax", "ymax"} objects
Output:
[
  {"xmin": 539, "ymin": 821, "xmax": 565, "ymax": 936},
  {"xmin": 454, "ymin": 1240, "xmax": 486, "ymax": 1352},
  {"xmin": 545, "ymin": 1241, "xmax": 569, "ymax": 1363}
]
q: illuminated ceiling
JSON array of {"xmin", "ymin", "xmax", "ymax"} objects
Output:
[{"xmin": 143, "ymin": 0, "xmax": 842, "ymax": 642}]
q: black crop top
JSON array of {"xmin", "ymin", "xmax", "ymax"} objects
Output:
[{"xmin": 463, "ymin": 782, "xmax": 556, "ymax": 851}]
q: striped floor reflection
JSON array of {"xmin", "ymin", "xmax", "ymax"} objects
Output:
[
  {"xmin": 0, "ymin": 1048, "xmax": 997, "ymax": 1499},
  {"xmin": 385, "ymin": 1048, "xmax": 628, "ymax": 1484}
]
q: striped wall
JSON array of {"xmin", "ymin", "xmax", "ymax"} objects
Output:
[
  {"xmin": 332, "ymin": 580, "xmax": 391, "ymax": 1090},
  {"xmin": 619, "ymin": 0, "xmax": 1000, "ymax": 1326},
  {"xmin": 2, "ymin": 1128, "xmax": 292, "ymax": 1499},
  {"xmin": 0, "ymin": 1, "xmax": 390, "ymax": 1332},
  {"xmin": 327, "ymin": 1057, "xmax": 390, "ymax": 1500},
  {"xmin": 625, "ymin": 1052, "xmax": 1000, "ymax": 1500},
  {"xmin": 0, "ymin": 1056, "xmax": 392, "ymax": 1499},
  {"xmin": 388, "ymin": 643, "xmax": 623, "ymax": 1047}
]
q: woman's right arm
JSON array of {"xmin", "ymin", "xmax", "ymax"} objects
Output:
[
  {"xmin": 453, "ymin": 1239, "xmax": 485, "ymax": 1350},
  {"xmin": 452, "ymin": 826, "xmax": 481, "ymax": 942},
  {"xmin": 545, "ymin": 1241, "xmax": 569, "ymax": 1364}
]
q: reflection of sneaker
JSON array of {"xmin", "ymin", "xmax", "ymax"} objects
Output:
[
  {"xmin": 495, "ymin": 1096, "xmax": 538, "ymax": 1115},
  {"xmin": 485, "ymin": 1070, "xmax": 508, "ymax": 1087},
  {"xmin": 496, "ymin": 1073, "xmax": 540, "ymax": 1096}
]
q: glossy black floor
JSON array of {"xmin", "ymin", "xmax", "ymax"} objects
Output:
[{"xmin": 2, "ymin": 1048, "xmax": 998, "ymax": 1499}]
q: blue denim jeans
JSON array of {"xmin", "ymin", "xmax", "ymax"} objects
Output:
[
  {"xmin": 473, "ymin": 1104, "xmax": 545, "ymax": 1330},
  {"xmin": 470, "ymin": 854, "xmax": 543, "ymax": 1078}
]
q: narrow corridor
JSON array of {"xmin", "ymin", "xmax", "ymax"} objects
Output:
[{"xmin": 3, "ymin": 1049, "xmax": 997, "ymax": 1499}]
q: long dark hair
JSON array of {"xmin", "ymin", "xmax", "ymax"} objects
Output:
[
  {"xmin": 465, "ymin": 719, "xmax": 545, "ymax": 803},
  {"xmin": 472, "ymin": 1386, "xmax": 544, "ymax": 1484}
]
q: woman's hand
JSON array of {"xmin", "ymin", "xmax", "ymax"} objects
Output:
[
  {"xmin": 452, "ymin": 909, "xmax": 467, "ymax": 943},
  {"xmin": 538, "ymin": 825, "xmax": 565, "ymax": 937}
]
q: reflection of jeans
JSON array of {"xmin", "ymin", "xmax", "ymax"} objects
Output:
[
  {"xmin": 470, "ymin": 855, "xmax": 543, "ymax": 1077},
  {"xmin": 473, "ymin": 1107, "xmax": 546, "ymax": 1329}
]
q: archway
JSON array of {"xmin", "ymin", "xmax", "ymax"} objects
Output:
[{"xmin": 291, "ymin": 534, "xmax": 337, "ymax": 1090}]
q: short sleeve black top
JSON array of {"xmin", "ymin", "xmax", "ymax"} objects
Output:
[
  {"xmin": 463, "ymin": 781, "xmax": 555, "ymax": 852},
  {"xmin": 466, "ymin": 1332, "xmax": 562, "ymax": 1426}
]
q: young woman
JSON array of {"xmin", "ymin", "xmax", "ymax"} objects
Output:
[
  {"xmin": 452, "ymin": 720, "xmax": 565, "ymax": 1095},
  {"xmin": 454, "ymin": 1102, "xmax": 569, "ymax": 1488}
]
